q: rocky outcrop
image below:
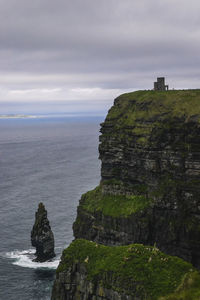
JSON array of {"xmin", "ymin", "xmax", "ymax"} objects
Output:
[
  {"xmin": 73, "ymin": 90, "xmax": 200, "ymax": 268},
  {"xmin": 51, "ymin": 239, "xmax": 200, "ymax": 300},
  {"xmin": 31, "ymin": 202, "xmax": 55, "ymax": 262},
  {"xmin": 52, "ymin": 90, "xmax": 200, "ymax": 299}
]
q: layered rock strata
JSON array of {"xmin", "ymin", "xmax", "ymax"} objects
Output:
[
  {"xmin": 74, "ymin": 90, "xmax": 200, "ymax": 268},
  {"xmin": 53, "ymin": 90, "xmax": 200, "ymax": 299},
  {"xmin": 31, "ymin": 202, "xmax": 55, "ymax": 262},
  {"xmin": 51, "ymin": 239, "xmax": 200, "ymax": 300}
]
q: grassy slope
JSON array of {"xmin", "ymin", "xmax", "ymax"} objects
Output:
[
  {"xmin": 57, "ymin": 239, "xmax": 200, "ymax": 300},
  {"xmin": 79, "ymin": 185, "xmax": 152, "ymax": 217},
  {"xmin": 107, "ymin": 90, "xmax": 200, "ymax": 124}
]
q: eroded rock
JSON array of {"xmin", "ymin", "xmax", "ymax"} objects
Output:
[
  {"xmin": 73, "ymin": 90, "xmax": 200, "ymax": 268},
  {"xmin": 52, "ymin": 90, "xmax": 200, "ymax": 299},
  {"xmin": 31, "ymin": 202, "xmax": 55, "ymax": 262}
]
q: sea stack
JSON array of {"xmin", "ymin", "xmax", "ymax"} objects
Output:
[{"xmin": 31, "ymin": 202, "xmax": 55, "ymax": 262}]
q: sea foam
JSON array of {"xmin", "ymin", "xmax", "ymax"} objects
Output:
[{"xmin": 5, "ymin": 249, "xmax": 60, "ymax": 269}]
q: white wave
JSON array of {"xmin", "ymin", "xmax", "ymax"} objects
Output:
[{"xmin": 5, "ymin": 249, "xmax": 60, "ymax": 269}]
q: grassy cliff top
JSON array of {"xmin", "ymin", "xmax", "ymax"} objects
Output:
[
  {"xmin": 57, "ymin": 239, "xmax": 200, "ymax": 300},
  {"xmin": 105, "ymin": 90, "xmax": 200, "ymax": 127}
]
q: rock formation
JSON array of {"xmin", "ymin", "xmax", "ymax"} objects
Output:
[
  {"xmin": 52, "ymin": 90, "xmax": 200, "ymax": 299},
  {"xmin": 31, "ymin": 202, "xmax": 55, "ymax": 262},
  {"xmin": 73, "ymin": 90, "xmax": 200, "ymax": 268},
  {"xmin": 52, "ymin": 239, "xmax": 200, "ymax": 300}
]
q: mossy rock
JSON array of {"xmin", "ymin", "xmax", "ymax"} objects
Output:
[
  {"xmin": 101, "ymin": 90, "xmax": 200, "ymax": 148},
  {"xmin": 79, "ymin": 185, "xmax": 152, "ymax": 217},
  {"xmin": 57, "ymin": 239, "xmax": 200, "ymax": 300}
]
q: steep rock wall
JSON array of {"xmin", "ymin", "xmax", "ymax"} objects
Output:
[
  {"xmin": 74, "ymin": 90, "xmax": 200, "ymax": 267},
  {"xmin": 51, "ymin": 239, "xmax": 200, "ymax": 300},
  {"xmin": 52, "ymin": 90, "xmax": 200, "ymax": 300}
]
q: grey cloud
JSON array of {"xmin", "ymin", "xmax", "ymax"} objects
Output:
[{"xmin": 0, "ymin": 0, "xmax": 200, "ymax": 112}]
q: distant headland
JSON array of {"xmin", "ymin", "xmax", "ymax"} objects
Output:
[{"xmin": 0, "ymin": 114, "xmax": 37, "ymax": 119}]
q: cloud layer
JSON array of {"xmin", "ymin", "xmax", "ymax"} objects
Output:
[{"xmin": 1, "ymin": 0, "xmax": 200, "ymax": 113}]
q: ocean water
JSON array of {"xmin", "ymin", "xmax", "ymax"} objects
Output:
[{"xmin": 0, "ymin": 116, "xmax": 102, "ymax": 300}]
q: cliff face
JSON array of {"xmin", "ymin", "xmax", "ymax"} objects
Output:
[
  {"xmin": 74, "ymin": 90, "xmax": 200, "ymax": 267},
  {"xmin": 51, "ymin": 239, "xmax": 200, "ymax": 300},
  {"xmin": 53, "ymin": 90, "xmax": 200, "ymax": 299}
]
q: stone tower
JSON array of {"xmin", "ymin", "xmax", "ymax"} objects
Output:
[{"xmin": 154, "ymin": 77, "xmax": 169, "ymax": 91}]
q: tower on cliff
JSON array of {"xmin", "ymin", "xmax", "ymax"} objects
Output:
[{"xmin": 154, "ymin": 77, "xmax": 169, "ymax": 91}]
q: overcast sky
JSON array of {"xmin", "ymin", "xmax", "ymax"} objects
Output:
[{"xmin": 1, "ymin": 0, "xmax": 200, "ymax": 114}]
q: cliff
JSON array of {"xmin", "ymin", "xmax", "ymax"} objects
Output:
[
  {"xmin": 73, "ymin": 90, "xmax": 200, "ymax": 267},
  {"xmin": 53, "ymin": 90, "xmax": 200, "ymax": 299},
  {"xmin": 52, "ymin": 239, "xmax": 200, "ymax": 300}
]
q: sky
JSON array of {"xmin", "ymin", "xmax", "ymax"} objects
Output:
[{"xmin": 1, "ymin": 0, "xmax": 200, "ymax": 114}]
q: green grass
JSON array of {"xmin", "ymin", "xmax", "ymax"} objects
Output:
[
  {"xmin": 80, "ymin": 185, "xmax": 152, "ymax": 217},
  {"xmin": 100, "ymin": 90, "xmax": 200, "ymax": 146},
  {"xmin": 159, "ymin": 271, "xmax": 200, "ymax": 300},
  {"xmin": 102, "ymin": 90, "xmax": 200, "ymax": 146},
  {"xmin": 57, "ymin": 239, "xmax": 200, "ymax": 300},
  {"xmin": 107, "ymin": 90, "xmax": 200, "ymax": 123}
]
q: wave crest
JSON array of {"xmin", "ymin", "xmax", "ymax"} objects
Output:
[{"xmin": 5, "ymin": 249, "xmax": 60, "ymax": 269}]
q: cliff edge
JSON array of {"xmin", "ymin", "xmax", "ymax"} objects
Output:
[
  {"xmin": 74, "ymin": 90, "xmax": 200, "ymax": 267},
  {"xmin": 52, "ymin": 239, "xmax": 200, "ymax": 300},
  {"xmin": 52, "ymin": 90, "xmax": 200, "ymax": 299}
]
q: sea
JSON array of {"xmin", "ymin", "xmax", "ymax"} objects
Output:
[{"xmin": 0, "ymin": 115, "xmax": 103, "ymax": 300}]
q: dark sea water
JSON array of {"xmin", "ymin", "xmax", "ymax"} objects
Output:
[{"xmin": 0, "ymin": 116, "xmax": 103, "ymax": 300}]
